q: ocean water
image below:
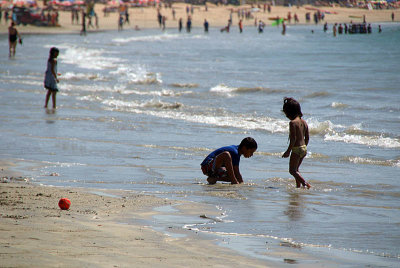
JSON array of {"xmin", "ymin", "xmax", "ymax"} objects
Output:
[{"xmin": 1, "ymin": 24, "xmax": 399, "ymax": 266}]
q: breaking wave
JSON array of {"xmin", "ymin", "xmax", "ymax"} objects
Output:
[
  {"xmin": 118, "ymin": 89, "xmax": 192, "ymax": 97},
  {"xmin": 112, "ymin": 34, "xmax": 206, "ymax": 44},
  {"xmin": 63, "ymin": 72, "xmax": 108, "ymax": 82},
  {"xmin": 103, "ymin": 99, "xmax": 182, "ymax": 110},
  {"xmin": 324, "ymin": 133, "xmax": 400, "ymax": 149},
  {"xmin": 331, "ymin": 102, "xmax": 349, "ymax": 109},
  {"xmin": 303, "ymin": 91, "xmax": 331, "ymax": 99},
  {"xmin": 59, "ymin": 46, "xmax": 122, "ymax": 70},
  {"xmin": 110, "ymin": 66, "xmax": 162, "ymax": 85},
  {"xmin": 170, "ymin": 83, "xmax": 199, "ymax": 88},
  {"xmin": 210, "ymin": 84, "xmax": 285, "ymax": 96},
  {"xmin": 341, "ymin": 156, "xmax": 400, "ymax": 168}
]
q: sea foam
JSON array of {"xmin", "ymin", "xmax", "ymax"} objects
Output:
[{"xmin": 59, "ymin": 46, "xmax": 123, "ymax": 70}]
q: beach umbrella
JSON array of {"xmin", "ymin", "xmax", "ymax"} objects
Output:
[
  {"xmin": 12, "ymin": 0, "xmax": 36, "ymax": 5},
  {"xmin": 13, "ymin": 0, "xmax": 26, "ymax": 6},
  {"xmin": 107, "ymin": 0, "xmax": 122, "ymax": 5},
  {"xmin": 47, "ymin": 0, "xmax": 59, "ymax": 5},
  {"xmin": 60, "ymin": 1, "xmax": 72, "ymax": 6}
]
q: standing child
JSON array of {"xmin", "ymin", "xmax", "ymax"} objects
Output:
[
  {"xmin": 44, "ymin": 47, "xmax": 60, "ymax": 109},
  {"xmin": 282, "ymin": 97, "xmax": 311, "ymax": 189},
  {"xmin": 201, "ymin": 137, "xmax": 257, "ymax": 185}
]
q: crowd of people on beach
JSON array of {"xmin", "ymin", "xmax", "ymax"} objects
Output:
[
  {"xmin": 148, "ymin": 3, "xmax": 395, "ymax": 37},
  {"xmin": 6, "ymin": 1, "xmax": 398, "ymax": 58},
  {"xmin": 329, "ymin": 21, "xmax": 380, "ymax": 35},
  {"xmin": 0, "ymin": 5, "xmax": 60, "ymax": 27}
]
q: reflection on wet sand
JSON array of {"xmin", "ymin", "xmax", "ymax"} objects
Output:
[
  {"xmin": 284, "ymin": 191, "xmax": 304, "ymax": 222},
  {"xmin": 45, "ymin": 108, "xmax": 56, "ymax": 124}
]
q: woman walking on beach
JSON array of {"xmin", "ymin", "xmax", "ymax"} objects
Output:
[{"xmin": 44, "ymin": 47, "xmax": 60, "ymax": 109}]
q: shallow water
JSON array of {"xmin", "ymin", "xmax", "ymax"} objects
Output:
[{"xmin": 1, "ymin": 24, "xmax": 399, "ymax": 266}]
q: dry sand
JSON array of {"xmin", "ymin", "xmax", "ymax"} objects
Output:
[
  {"xmin": 0, "ymin": 3, "xmax": 399, "ymax": 35},
  {"xmin": 0, "ymin": 161, "xmax": 271, "ymax": 267}
]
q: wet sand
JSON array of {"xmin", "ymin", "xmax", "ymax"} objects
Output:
[{"xmin": 0, "ymin": 161, "xmax": 271, "ymax": 267}]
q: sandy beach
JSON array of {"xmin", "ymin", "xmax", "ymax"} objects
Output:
[
  {"xmin": 0, "ymin": 162, "xmax": 272, "ymax": 267},
  {"xmin": 0, "ymin": 3, "xmax": 399, "ymax": 35}
]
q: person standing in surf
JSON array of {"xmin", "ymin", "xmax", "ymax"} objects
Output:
[
  {"xmin": 282, "ymin": 97, "xmax": 311, "ymax": 189},
  {"xmin": 8, "ymin": 22, "xmax": 21, "ymax": 57},
  {"xmin": 44, "ymin": 47, "xmax": 60, "ymax": 109},
  {"xmin": 201, "ymin": 137, "xmax": 257, "ymax": 185}
]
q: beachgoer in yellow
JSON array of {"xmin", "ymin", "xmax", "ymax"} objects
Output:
[{"xmin": 282, "ymin": 97, "xmax": 311, "ymax": 189}]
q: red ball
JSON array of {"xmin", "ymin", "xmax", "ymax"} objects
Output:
[{"xmin": 58, "ymin": 198, "xmax": 71, "ymax": 210}]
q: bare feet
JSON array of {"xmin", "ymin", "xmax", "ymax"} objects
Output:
[
  {"xmin": 207, "ymin": 177, "xmax": 217, "ymax": 185},
  {"xmin": 305, "ymin": 183, "xmax": 311, "ymax": 189}
]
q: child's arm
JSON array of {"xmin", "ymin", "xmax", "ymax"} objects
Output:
[
  {"xmin": 304, "ymin": 122, "xmax": 309, "ymax": 146},
  {"xmin": 282, "ymin": 121, "xmax": 296, "ymax": 158},
  {"xmin": 233, "ymin": 166, "xmax": 243, "ymax": 184}
]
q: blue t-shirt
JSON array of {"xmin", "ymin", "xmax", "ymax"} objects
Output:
[{"xmin": 201, "ymin": 145, "xmax": 240, "ymax": 167}]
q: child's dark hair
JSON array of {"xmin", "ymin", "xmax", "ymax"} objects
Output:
[
  {"xmin": 282, "ymin": 97, "xmax": 303, "ymax": 120},
  {"xmin": 49, "ymin": 47, "xmax": 59, "ymax": 60},
  {"xmin": 239, "ymin": 137, "xmax": 257, "ymax": 150}
]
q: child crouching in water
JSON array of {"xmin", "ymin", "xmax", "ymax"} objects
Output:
[
  {"xmin": 201, "ymin": 137, "xmax": 257, "ymax": 185},
  {"xmin": 282, "ymin": 97, "xmax": 311, "ymax": 189}
]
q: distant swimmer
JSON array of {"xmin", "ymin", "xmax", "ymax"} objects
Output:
[
  {"xmin": 281, "ymin": 98, "xmax": 311, "ymax": 189},
  {"xmin": 239, "ymin": 19, "xmax": 243, "ymax": 33},
  {"xmin": 258, "ymin": 20, "xmax": 265, "ymax": 33},
  {"xmin": 338, "ymin": 24, "xmax": 343, "ymax": 34},
  {"xmin": 333, "ymin": 23, "xmax": 337, "ymax": 37},
  {"xmin": 294, "ymin": 13, "xmax": 299, "ymax": 24},
  {"xmin": 201, "ymin": 137, "xmax": 257, "ymax": 185},
  {"xmin": 204, "ymin": 19, "xmax": 209, "ymax": 33},
  {"xmin": 178, "ymin": 18, "xmax": 182, "ymax": 32},
  {"xmin": 118, "ymin": 14, "xmax": 124, "ymax": 31},
  {"xmin": 323, "ymin": 22, "xmax": 328, "ymax": 32},
  {"xmin": 80, "ymin": 11, "xmax": 86, "ymax": 35},
  {"xmin": 186, "ymin": 16, "xmax": 192, "ymax": 33},
  {"xmin": 162, "ymin": 16, "xmax": 166, "ymax": 31},
  {"xmin": 8, "ymin": 22, "xmax": 21, "ymax": 57},
  {"xmin": 220, "ymin": 20, "xmax": 230, "ymax": 33}
]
